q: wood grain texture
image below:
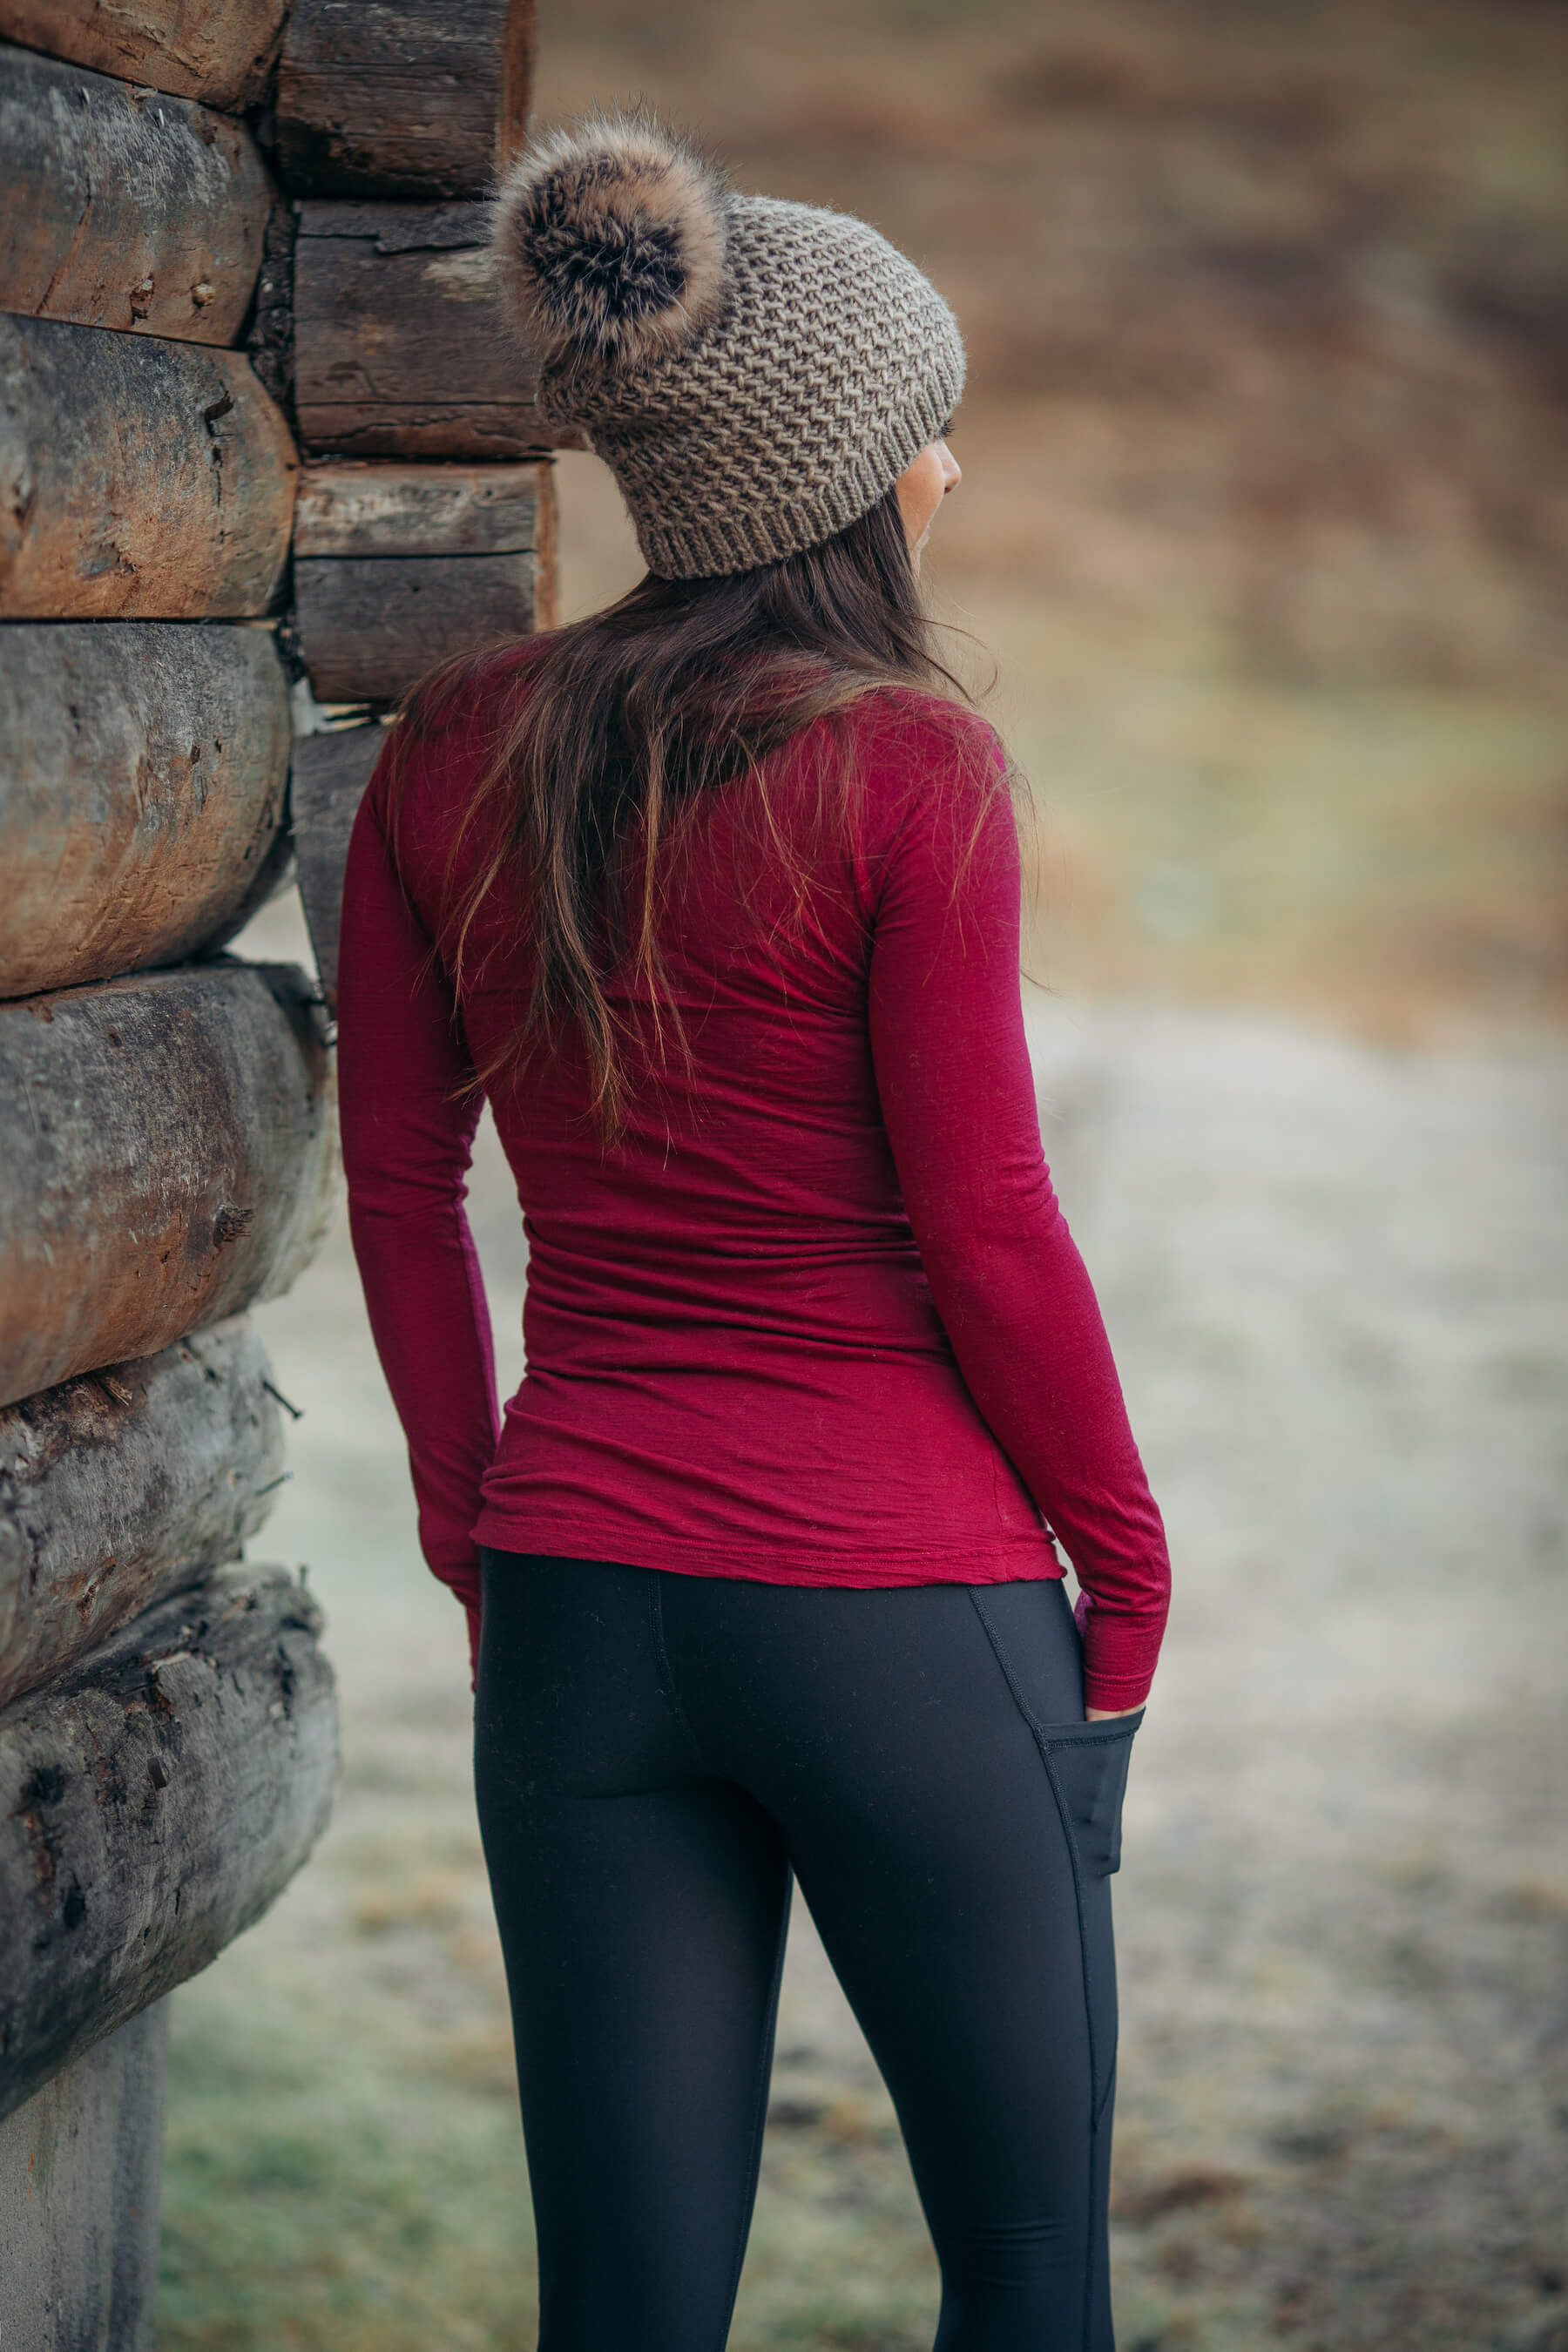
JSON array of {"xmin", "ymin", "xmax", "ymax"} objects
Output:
[
  {"xmin": 0, "ymin": 1317, "xmax": 284, "ymax": 1713},
  {"xmin": 0, "ymin": 319, "xmax": 297, "ymax": 618},
  {"xmin": 290, "ymin": 724, "xmax": 386, "ymax": 1011},
  {"xmin": 0, "ymin": 44, "xmax": 274, "ymax": 348},
  {"xmin": 0, "ymin": 0, "xmax": 287, "ymax": 110},
  {"xmin": 294, "ymin": 458, "xmax": 549, "ymax": 556},
  {"xmin": 294, "ymin": 201, "xmax": 556, "ymax": 459},
  {"xmin": 294, "ymin": 550, "xmax": 536, "ymax": 702},
  {"xmin": 0, "ymin": 621, "xmax": 291, "ymax": 998},
  {"xmin": 0, "ymin": 1563, "xmax": 337, "ymax": 2123},
  {"xmin": 0, "ymin": 2000, "xmax": 167, "ymax": 2350},
  {"xmin": 276, "ymin": 0, "xmax": 537, "ymax": 199},
  {"xmin": 0, "ymin": 964, "xmax": 337, "ymax": 1409}
]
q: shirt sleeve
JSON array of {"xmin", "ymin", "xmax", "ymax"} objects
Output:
[
  {"xmin": 335, "ymin": 746, "xmax": 500, "ymax": 1673},
  {"xmin": 865, "ymin": 722, "xmax": 1171, "ymax": 1711}
]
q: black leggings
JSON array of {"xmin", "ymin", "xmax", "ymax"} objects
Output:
[{"xmin": 474, "ymin": 1552, "xmax": 1142, "ymax": 2352}]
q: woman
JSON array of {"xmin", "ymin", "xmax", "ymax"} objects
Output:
[{"xmin": 337, "ymin": 112, "xmax": 1170, "ymax": 2352}]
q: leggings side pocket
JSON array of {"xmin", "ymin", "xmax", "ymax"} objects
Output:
[
  {"xmin": 1038, "ymin": 1719, "xmax": 1140, "ymax": 1878},
  {"xmin": 968, "ymin": 1591, "xmax": 1143, "ymax": 2128}
]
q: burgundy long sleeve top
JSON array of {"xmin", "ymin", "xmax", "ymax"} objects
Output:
[{"xmin": 335, "ymin": 664, "xmax": 1171, "ymax": 1710}]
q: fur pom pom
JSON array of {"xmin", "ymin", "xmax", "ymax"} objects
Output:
[{"xmin": 492, "ymin": 112, "xmax": 729, "ymax": 369}]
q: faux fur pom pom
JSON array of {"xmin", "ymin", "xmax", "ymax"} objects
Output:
[{"xmin": 492, "ymin": 114, "xmax": 730, "ymax": 369}]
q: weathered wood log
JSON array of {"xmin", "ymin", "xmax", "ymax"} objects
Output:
[
  {"xmin": 0, "ymin": 1564, "xmax": 337, "ymax": 2124},
  {"xmin": 0, "ymin": 0, "xmax": 287, "ymax": 110},
  {"xmin": 293, "ymin": 458, "xmax": 554, "ymax": 700},
  {"xmin": 276, "ymin": 0, "xmax": 537, "ymax": 199},
  {"xmin": 0, "ymin": 44, "xmax": 274, "ymax": 348},
  {"xmin": 290, "ymin": 725, "xmax": 386, "ymax": 1010},
  {"xmin": 0, "ymin": 318, "xmax": 297, "ymax": 619},
  {"xmin": 294, "ymin": 553, "xmax": 536, "ymax": 702},
  {"xmin": 0, "ymin": 1317, "xmax": 285, "ymax": 1713},
  {"xmin": 294, "ymin": 457, "xmax": 553, "ymax": 558},
  {"xmin": 294, "ymin": 202, "xmax": 556, "ymax": 459},
  {"xmin": 0, "ymin": 2001, "xmax": 167, "ymax": 2352},
  {"xmin": 0, "ymin": 622, "xmax": 292, "ymax": 998},
  {"xmin": 0, "ymin": 964, "xmax": 336, "ymax": 1409}
]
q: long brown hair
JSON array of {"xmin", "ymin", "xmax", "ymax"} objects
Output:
[{"xmin": 387, "ymin": 478, "xmax": 1000, "ymax": 1139}]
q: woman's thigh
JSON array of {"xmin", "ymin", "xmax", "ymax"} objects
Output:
[
  {"xmin": 659, "ymin": 1572, "xmax": 1138, "ymax": 2352},
  {"xmin": 474, "ymin": 1554, "xmax": 793, "ymax": 2352}
]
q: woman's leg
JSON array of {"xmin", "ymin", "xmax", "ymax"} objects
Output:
[
  {"xmin": 658, "ymin": 1571, "xmax": 1139, "ymax": 2352},
  {"xmin": 474, "ymin": 1553, "xmax": 793, "ymax": 2352}
]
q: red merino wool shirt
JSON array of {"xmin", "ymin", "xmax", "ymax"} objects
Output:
[{"xmin": 336, "ymin": 667, "xmax": 1171, "ymax": 1711}]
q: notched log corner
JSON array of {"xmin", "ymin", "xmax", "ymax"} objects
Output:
[{"xmin": 0, "ymin": 1563, "xmax": 337, "ymax": 2123}]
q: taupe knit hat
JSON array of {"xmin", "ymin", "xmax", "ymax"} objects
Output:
[{"xmin": 490, "ymin": 112, "xmax": 966, "ymax": 580}]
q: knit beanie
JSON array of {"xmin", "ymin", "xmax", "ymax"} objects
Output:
[{"xmin": 490, "ymin": 112, "xmax": 966, "ymax": 580}]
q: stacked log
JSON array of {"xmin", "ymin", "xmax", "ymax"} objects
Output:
[
  {"xmin": 0, "ymin": 43, "xmax": 274, "ymax": 343},
  {"xmin": 0, "ymin": 1319, "xmax": 286, "ymax": 1707},
  {"xmin": 1, "ymin": 13, "xmax": 329, "ymax": 2342},
  {"xmin": 0, "ymin": 1562, "xmax": 338, "ymax": 2121},
  {"xmin": 0, "ymin": 963, "xmax": 336, "ymax": 1406},
  {"xmin": 0, "ymin": 0, "xmax": 562, "ymax": 2331},
  {"xmin": 0, "ymin": 318, "xmax": 297, "ymax": 618},
  {"xmin": 0, "ymin": 624, "xmax": 292, "ymax": 997},
  {"xmin": 294, "ymin": 458, "xmax": 554, "ymax": 700},
  {"xmin": 274, "ymin": 3, "xmax": 564, "ymax": 986},
  {"xmin": 275, "ymin": 0, "xmax": 537, "ymax": 198},
  {"xmin": 293, "ymin": 199, "xmax": 548, "ymax": 459},
  {"xmin": 0, "ymin": 0, "xmax": 289, "ymax": 109}
]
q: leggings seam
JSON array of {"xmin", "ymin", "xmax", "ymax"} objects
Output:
[
  {"xmin": 647, "ymin": 1572, "xmax": 706, "ymax": 1765},
  {"xmin": 712, "ymin": 1870, "xmax": 792, "ymax": 2352},
  {"xmin": 966, "ymin": 1587, "xmax": 1105, "ymax": 2352}
]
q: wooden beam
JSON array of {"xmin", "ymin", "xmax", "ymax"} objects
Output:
[
  {"xmin": 0, "ymin": 1316, "xmax": 285, "ymax": 1713},
  {"xmin": 0, "ymin": 0, "xmax": 288, "ymax": 111},
  {"xmin": 276, "ymin": 0, "xmax": 537, "ymax": 199},
  {"xmin": 0, "ymin": 1564, "xmax": 337, "ymax": 2124},
  {"xmin": 291, "ymin": 456, "xmax": 559, "ymax": 710},
  {"xmin": 294, "ymin": 458, "xmax": 551, "ymax": 558},
  {"xmin": 0, "ymin": 964, "xmax": 336, "ymax": 1409},
  {"xmin": 0, "ymin": 318, "xmax": 296, "ymax": 618},
  {"xmin": 0, "ymin": 622, "xmax": 292, "ymax": 999},
  {"xmin": 294, "ymin": 466, "xmax": 553, "ymax": 697},
  {"xmin": 294, "ymin": 552, "xmax": 537, "ymax": 702},
  {"xmin": 0, "ymin": 43, "xmax": 274, "ymax": 348},
  {"xmin": 290, "ymin": 725, "xmax": 386, "ymax": 1012},
  {"xmin": 294, "ymin": 202, "xmax": 557, "ymax": 460},
  {"xmin": 0, "ymin": 2002, "xmax": 167, "ymax": 2350}
]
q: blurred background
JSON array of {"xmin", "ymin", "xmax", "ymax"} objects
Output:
[{"xmin": 159, "ymin": 4, "xmax": 1566, "ymax": 2348}]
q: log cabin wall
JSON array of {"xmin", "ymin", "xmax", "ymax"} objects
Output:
[
  {"xmin": 276, "ymin": 0, "xmax": 555, "ymax": 1003},
  {"xmin": 0, "ymin": 3, "xmax": 553, "ymax": 2341}
]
